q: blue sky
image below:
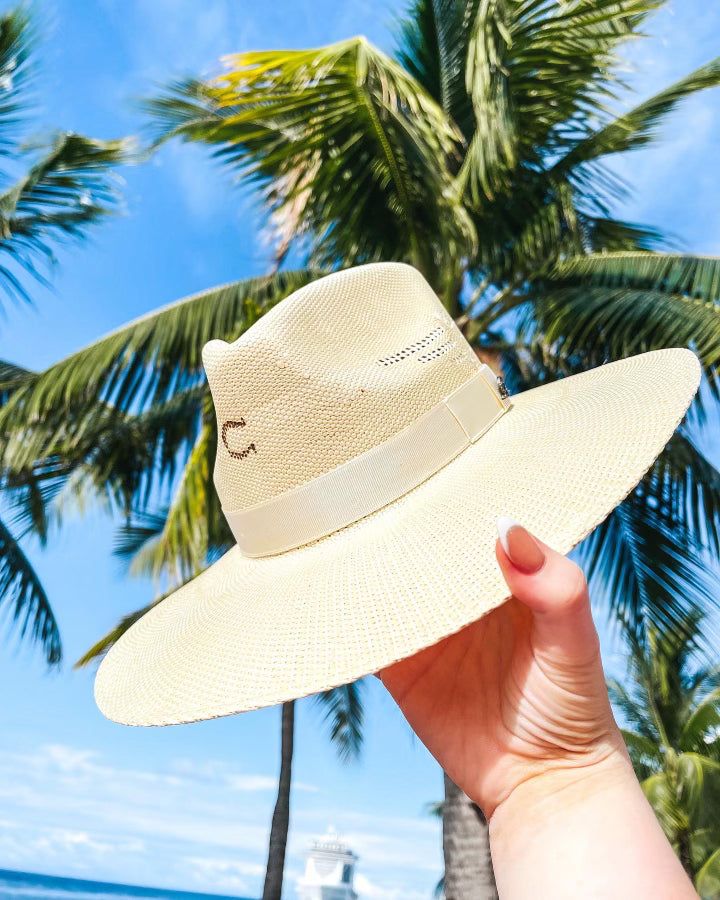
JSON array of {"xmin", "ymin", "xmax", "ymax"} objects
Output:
[{"xmin": 0, "ymin": 1, "xmax": 719, "ymax": 898}]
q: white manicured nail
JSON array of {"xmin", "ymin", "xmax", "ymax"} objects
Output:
[{"xmin": 497, "ymin": 516, "xmax": 521, "ymax": 556}]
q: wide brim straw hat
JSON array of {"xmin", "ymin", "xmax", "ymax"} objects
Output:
[{"xmin": 94, "ymin": 262, "xmax": 702, "ymax": 726}]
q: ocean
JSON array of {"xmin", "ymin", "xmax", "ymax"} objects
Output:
[{"xmin": 0, "ymin": 870, "xmax": 253, "ymax": 900}]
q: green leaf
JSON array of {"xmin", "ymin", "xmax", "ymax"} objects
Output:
[
  {"xmin": 144, "ymin": 38, "xmax": 475, "ymax": 288},
  {"xmin": 456, "ymin": 0, "xmax": 666, "ymax": 203},
  {"xmin": 578, "ymin": 492, "xmax": 715, "ymax": 650},
  {"xmin": 74, "ymin": 600, "xmax": 155, "ymax": 669},
  {"xmin": 537, "ymin": 253, "xmax": 720, "ymax": 368},
  {"xmin": 618, "ymin": 727, "xmax": 663, "ymax": 765},
  {"xmin": 115, "ymin": 417, "xmax": 228, "ymax": 584},
  {"xmin": 680, "ymin": 691, "xmax": 720, "ymax": 754},
  {"xmin": 0, "ymin": 131, "xmax": 133, "ymax": 306},
  {"xmin": 550, "ymin": 252, "xmax": 720, "ymax": 304},
  {"xmin": 607, "ymin": 677, "xmax": 657, "ymax": 741},
  {"xmin": 394, "ymin": 0, "xmax": 476, "ymax": 136},
  {"xmin": 47, "ymin": 385, "xmax": 209, "ymax": 520},
  {"xmin": 554, "ymin": 57, "xmax": 720, "ymax": 176},
  {"xmin": 0, "ymin": 4, "xmax": 37, "ymax": 150},
  {"xmin": 0, "ymin": 271, "xmax": 315, "ymax": 473},
  {"xmin": 314, "ymin": 680, "xmax": 365, "ymax": 762},
  {"xmin": 0, "ymin": 514, "xmax": 60, "ymax": 665},
  {"xmin": 459, "ymin": 0, "xmax": 516, "ymax": 201},
  {"xmin": 651, "ymin": 431, "xmax": 720, "ymax": 556},
  {"xmin": 696, "ymin": 846, "xmax": 720, "ymax": 899}
]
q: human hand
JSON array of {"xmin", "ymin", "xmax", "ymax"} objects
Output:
[{"xmin": 376, "ymin": 517, "xmax": 631, "ymax": 821}]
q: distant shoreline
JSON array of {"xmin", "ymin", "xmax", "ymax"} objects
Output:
[{"xmin": 0, "ymin": 868, "xmax": 255, "ymax": 900}]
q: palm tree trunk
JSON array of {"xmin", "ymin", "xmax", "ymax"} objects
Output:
[
  {"xmin": 262, "ymin": 700, "xmax": 295, "ymax": 900},
  {"xmin": 676, "ymin": 827, "xmax": 695, "ymax": 882},
  {"xmin": 442, "ymin": 772, "xmax": 498, "ymax": 900}
]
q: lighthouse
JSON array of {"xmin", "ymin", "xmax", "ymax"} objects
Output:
[{"xmin": 296, "ymin": 826, "xmax": 358, "ymax": 900}]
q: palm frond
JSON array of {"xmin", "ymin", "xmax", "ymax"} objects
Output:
[
  {"xmin": 676, "ymin": 752, "xmax": 720, "ymax": 823},
  {"xmin": 0, "ymin": 4, "xmax": 37, "ymax": 150},
  {"xmin": 0, "ymin": 358, "xmax": 33, "ymax": 403},
  {"xmin": 680, "ymin": 691, "xmax": 720, "ymax": 754},
  {"xmin": 457, "ymin": 0, "xmax": 664, "ymax": 202},
  {"xmin": 618, "ymin": 728, "xmax": 663, "ymax": 762},
  {"xmin": 536, "ymin": 253, "xmax": 720, "ymax": 372},
  {"xmin": 73, "ymin": 599, "xmax": 154, "ymax": 668},
  {"xmin": 578, "ymin": 491, "xmax": 715, "ymax": 650},
  {"xmin": 554, "ymin": 56, "xmax": 720, "ymax": 176},
  {"xmin": 141, "ymin": 77, "xmax": 224, "ymax": 147},
  {"xmin": 49, "ymin": 385, "xmax": 209, "ymax": 519},
  {"xmin": 0, "ymin": 514, "xmax": 60, "ymax": 665},
  {"xmin": 585, "ymin": 218, "xmax": 668, "ymax": 253},
  {"xmin": 460, "ymin": 0, "xmax": 516, "ymax": 201},
  {"xmin": 0, "ymin": 132, "xmax": 133, "ymax": 305},
  {"xmin": 2, "ymin": 467, "xmax": 65, "ymax": 545},
  {"xmin": 642, "ymin": 771, "xmax": 686, "ymax": 838},
  {"xmin": 423, "ymin": 799, "xmax": 444, "ymax": 818},
  {"xmin": 314, "ymin": 680, "xmax": 365, "ymax": 762},
  {"xmin": 0, "ymin": 271, "xmax": 314, "ymax": 472},
  {"xmin": 687, "ymin": 664, "xmax": 720, "ymax": 704},
  {"xmin": 607, "ymin": 675, "xmax": 657, "ymax": 740},
  {"xmin": 394, "ymin": 0, "xmax": 476, "ymax": 136},
  {"xmin": 696, "ymin": 846, "xmax": 720, "ymax": 900},
  {"xmin": 618, "ymin": 728, "xmax": 662, "ymax": 781},
  {"xmin": 114, "ymin": 418, "xmax": 228, "ymax": 584},
  {"xmin": 650, "ymin": 431, "xmax": 720, "ymax": 556},
  {"xmin": 73, "ymin": 576, "xmax": 201, "ymax": 669},
  {"xmin": 144, "ymin": 38, "xmax": 475, "ymax": 290},
  {"xmin": 549, "ymin": 252, "xmax": 720, "ymax": 304}
]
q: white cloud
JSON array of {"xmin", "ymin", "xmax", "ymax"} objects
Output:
[
  {"xmin": 0, "ymin": 819, "xmax": 146, "ymax": 871},
  {"xmin": 0, "ymin": 740, "xmax": 440, "ymax": 897},
  {"xmin": 185, "ymin": 856, "xmax": 265, "ymax": 895},
  {"xmin": 183, "ymin": 856, "xmax": 268, "ymax": 895},
  {"xmin": 354, "ymin": 873, "xmax": 430, "ymax": 900},
  {"xmin": 188, "ymin": 856, "xmax": 266, "ymax": 877},
  {"xmin": 0, "ymin": 743, "xmax": 275, "ymax": 888}
]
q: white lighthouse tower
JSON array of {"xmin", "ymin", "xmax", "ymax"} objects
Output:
[{"xmin": 296, "ymin": 826, "xmax": 358, "ymax": 900}]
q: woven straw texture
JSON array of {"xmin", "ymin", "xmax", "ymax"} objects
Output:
[
  {"xmin": 202, "ymin": 263, "xmax": 480, "ymax": 511},
  {"xmin": 94, "ymin": 264, "xmax": 702, "ymax": 727}
]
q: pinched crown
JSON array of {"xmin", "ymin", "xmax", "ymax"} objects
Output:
[{"xmin": 202, "ymin": 263, "xmax": 483, "ymax": 514}]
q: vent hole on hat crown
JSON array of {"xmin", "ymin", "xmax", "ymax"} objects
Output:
[
  {"xmin": 377, "ymin": 324, "xmax": 445, "ymax": 366},
  {"xmin": 417, "ymin": 341, "xmax": 453, "ymax": 363}
]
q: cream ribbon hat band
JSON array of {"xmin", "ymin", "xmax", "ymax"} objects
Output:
[
  {"xmin": 93, "ymin": 262, "xmax": 702, "ymax": 727},
  {"xmin": 224, "ymin": 366, "xmax": 511, "ymax": 556}
]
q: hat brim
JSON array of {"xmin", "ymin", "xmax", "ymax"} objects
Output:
[{"xmin": 95, "ymin": 348, "xmax": 701, "ymax": 726}]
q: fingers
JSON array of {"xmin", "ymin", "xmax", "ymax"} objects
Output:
[{"xmin": 496, "ymin": 518, "xmax": 601, "ymax": 667}]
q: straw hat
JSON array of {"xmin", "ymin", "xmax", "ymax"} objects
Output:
[{"xmin": 94, "ymin": 262, "xmax": 702, "ymax": 726}]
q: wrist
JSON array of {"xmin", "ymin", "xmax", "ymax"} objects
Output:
[
  {"xmin": 487, "ymin": 729, "xmax": 634, "ymax": 830},
  {"xmin": 485, "ymin": 739, "xmax": 699, "ymax": 899}
]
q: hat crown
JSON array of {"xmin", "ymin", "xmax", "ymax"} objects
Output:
[{"xmin": 203, "ymin": 263, "xmax": 484, "ymax": 513}]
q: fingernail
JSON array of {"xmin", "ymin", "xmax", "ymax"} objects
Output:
[{"xmin": 497, "ymin": 517, "xmax": 546, "ymax": 574}]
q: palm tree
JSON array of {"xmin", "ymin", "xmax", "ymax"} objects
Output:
[
  {"xmin": 261, "ymin": 688, "xmax": 364, "ymax": 900},
  {"xmin": 3, "ymin": 0, "xmax": 720, "ymax": 894},
  {"xmin": 441, "ymin": 776, "xmax": 496, "ymax": 900},
  {"xmin": 425, "ymin": 780, "xmax": 496, "ymax": 900},
  {"xmin": 0, "ymin": 5, "xmax": 129, "ymax": 666},
  {"xmin": 608, "ymin": 608, "xmax": 720, "ymax": 898}
]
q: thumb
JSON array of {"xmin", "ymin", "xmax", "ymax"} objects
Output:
[{"xmin": 495, "ymin": 517, "xmax": 601, "ymax": 667}]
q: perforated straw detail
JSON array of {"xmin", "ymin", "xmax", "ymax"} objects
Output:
[
  {"xmin": 417, "ymin": 341, "xmax": 454, "ymax": 363},
  {"xmin": 377, "ymin": 324, "xmax": 445, "ymax": 366}
]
